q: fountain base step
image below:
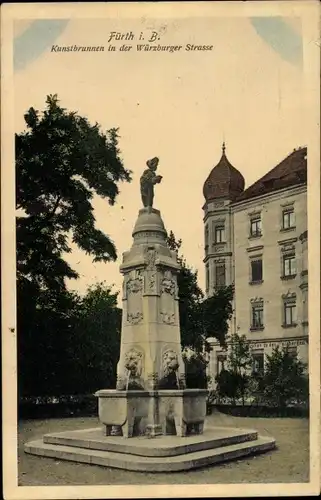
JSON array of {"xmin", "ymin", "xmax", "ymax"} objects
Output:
[{"xmin": 24, "ymin": 426, "xmax": 276, "ymax": 472}]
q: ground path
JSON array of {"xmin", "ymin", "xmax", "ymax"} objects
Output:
[{"xmin": 18, "ymin": 411, "xmax": 309, "ymax": 485}]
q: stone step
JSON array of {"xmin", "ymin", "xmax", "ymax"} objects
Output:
[
  {"xmin": 25, "ymin": 435, "xmax": 276, "ymax": 472},
  {"xmin": 43, "ymin": 426, "xmax": 259, "ymax": 457}
]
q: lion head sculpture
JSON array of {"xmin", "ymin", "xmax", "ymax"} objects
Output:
[
  {"xmin": 124, "ymin": 348, "xmax": 143, "ymax": 377},
  {"xmin": 163, "ymin": 349, "xmax": 179, "ymax": 375}
]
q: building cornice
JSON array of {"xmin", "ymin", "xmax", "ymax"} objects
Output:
[
  {"xmin": 231, "ymin": 184, "xmax": 307, "ymax": 213},
  {"xmin": 208, "ymin": 335, "xmax": 309, "ymax": 346},
  {"xmin": 203, "ymin": 208, "xmax": 230, "ymax": 223},
  {"xmin": 203, "ymin": 252, "xmax": 232, "ymax": 263},
  {"xmin": 246, "ymin": 245, "xmax": 264, "ymax": 253},
  {"xmin": 278, "ymin": 237, "xmax": 298, "ymax": 246}
]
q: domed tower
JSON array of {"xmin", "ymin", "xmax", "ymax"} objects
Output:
[{"xmin": 203, "ymin": 143, "xmax": 245, "ymax": 297}]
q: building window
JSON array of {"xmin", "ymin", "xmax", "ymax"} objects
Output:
[
  {"xmin": 283, "ymin": 300, "xmax": 297, "ymax": 327},
  {"xmin": 250, "ymin": 259, "xmax": 263, "ymax": 283},
  {"xmin": 215, "ymin": 225, "xmax": 225, "ymax": 243},
  {"xmin": 205, "ymin": 264, "xmax": 210, "ymax": 291},
  {"xmin": 251, "ymin": 302, "xmax": 264, "ymax": 330},
  {"xmin": 282, "ymin": 254, "xmax": 297, "ymax": 279},
  {"xmin": 282, "ymin": 208, "xmax": 295, "ymax": 230},
  {"xmin": 252, "ymin": 352, "xmax": 264, "ymax": 375},
  {"xmin": 250, "ymin": 217, "xmax": 262, "ymax": 237},
  {"xmin": 217, "ymin": 354, "xmax": 227, "ymax": 375},
  {"xmin": 215, "ymin": 263, "xmax": 226, "ymax": 288}
]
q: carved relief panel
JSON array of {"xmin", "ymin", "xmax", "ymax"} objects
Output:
[
  {"xmin": 159, "ymin": 269, "xmax": 176, "ymax": 325},
  {"xmin": 126, "ymin": 270, "xmax": 144, "ymax": 325},
  {"xmin": 143, "ymin": 246, "xmax": 158, "ymax": 295}
]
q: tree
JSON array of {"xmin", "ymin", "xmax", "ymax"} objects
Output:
[
  {"xmin": 183, "ymin": 351, "xmax": 209, "ymax": 389},
  {"xmin": 215, "ymin": 333, "xmax": 253, "ymax": 405},
  {"xmin": 166, "ymin": 231, "xmax": 204, "ymax": 352},
  {"xmin": 167, "ymin": 231, "xmax": 234, "ymax": 389},
  {"xmin": 261, "ymin": 346, "xmax": 309, "ymax": 408},
  {"xmin": 16, "ymin": 94, "xmax": 130, "ymax": 399},
  {"xmin": 201, "ymin": 285, "xmax": 234, "ymax": 349},
  {"xmin": 167, "ymin": 230, "xmax": 233, "ymax": 353},
  {"xmin": 16, "ymin": 94, "xmax": 131, "ymax": 295},
  {"xmin": 18, "ymin": 286, "xmax": 79, "ymax": 399},
  {"xmin": 69, "ymin": 282, "xmax": 122, "ymax": 394}
]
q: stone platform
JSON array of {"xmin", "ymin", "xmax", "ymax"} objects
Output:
[{"xmin": 24, "ymin": 426, "xmax": 276, "ymax": 472}]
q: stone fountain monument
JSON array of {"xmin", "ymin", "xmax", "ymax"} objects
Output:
[{"xmin": 25, "ymin": 157, "xmax": 276, "ymax": 472}]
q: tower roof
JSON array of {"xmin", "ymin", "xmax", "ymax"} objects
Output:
[{"xmin": 203, "ymin": 143, "xmax": 245, "ymax": 202}]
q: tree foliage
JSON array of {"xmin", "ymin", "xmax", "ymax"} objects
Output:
[
  {"xmin": 262, "ymin": 346, "xmax": 309, "ymax": 408},
  {"xmin": 18, "ymin": 287, "xmax": 79, "ymax": 398},
  {"xmin": 166, "ymin": 231, "xmax": 234, "ymax": 390},
  {"xmin": 16, "ymin": 94, "xmax": 131, "ymax": 296},
  {"xmin": 18, "ymin": 282, "xmax": 122, "ymax": 399},
  {"xmin": 201, "ymin": 286, "xmax": 234, "ymax": 349},
  {"xmin": 183, "ymin": 352, "xmax": 209, "ymax": 389},
  {"xmin": 167, "ymin": 230, "xmax": 233, "ymax": 354},
  {"xmin": 69, "ymin": 282, "xmax": 121, "ymax": 394},
  {"xmin": 166, "ymin": 231, "xmax": 205, "ymax": 352},
  {"xmin": 214, "ymin": 341, "xmax": 309, "ymax": 409},
  {"xmin": 215, "ymin": 332, "xmax": 253, "ymax": 404}
]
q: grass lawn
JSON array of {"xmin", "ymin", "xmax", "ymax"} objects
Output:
[{"xmin": 18, "ymin": 411, "xmax": 309, "ymax": 485}]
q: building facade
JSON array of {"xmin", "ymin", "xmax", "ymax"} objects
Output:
[{"xmin": 202, "ymin": 144, "xmax": 308, "ymax": 382}]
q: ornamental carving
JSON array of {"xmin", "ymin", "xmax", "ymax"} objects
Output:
[
  {"xmin": 127, "ymin": 312, "xmax": 143, "ymax": 324},
  {"xmin": 250, "ymin": 297, "xmax": 264, "ymax": 304},
  {"xmin": 147, "ymin": 372, "xmax": 159, "ymax": 389},
  {"xmin": 163, "ymin": 349, "xmax": 179, "ymax": 375},
  {"xmin": 160, "ymin": 312, "xmax": 175, "ymax": 325},
  {"xmin": 282, "ymin": 290, "xmax": 296, "ymax": 300},
  {"xmin": 161, "ymin": 271, "xmax": 175, "ymax": 295},
  {"xmin": 148, "ymin": 272, "xmax": 157, "ymax": 291},
  {"xmin": 145, "ymin": 247, "xmax": 157, "ymax": 271},
  {"xmin": 116, "ymin": 375, "xmax": 126, "ymax": 390},
  {"xmin": 135, "ymin": 231, "xmax": 163, "ymax": 240},
  {"xmin": 127, "ymin": 275, "xmax": 143, "ymax": 294},
  {"xmin": 213, "ymin": 244, "xmax": 225, "ymax": 253}
]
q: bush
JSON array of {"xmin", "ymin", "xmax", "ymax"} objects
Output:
[
  {"xmin": 183, "ymin": 352, "xmax": 209, "ymax": 389},
  {"xmin": 216, "ymin": 404, "xmax": 309, "ymax": 418},
  {"xmin": 260, "ymin": 346, "xmax": 309, "ymax": 409},
  {"xmin": 18, "ymin": 394, "xmax": 98, "ymax": 419}
]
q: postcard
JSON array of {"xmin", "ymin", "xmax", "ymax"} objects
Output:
[{"xmin": 1, "ymin": 1, "xmax": 320, "ymax": 499}]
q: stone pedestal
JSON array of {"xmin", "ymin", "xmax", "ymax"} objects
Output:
[
  {"xmin": 95, "ymin": 207, "xmax": 208, "ymax": 438},
  {"xmin": 116, "ymin": 207, "xmax": 186, "ymax": 393}
]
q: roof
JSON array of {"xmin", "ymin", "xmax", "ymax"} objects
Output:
[
  {"xmin": 203, "ymin": 143, "xmax": 245, "ymax": 202},
  {"xmin": 234, "ymin": 147, "xmax": 307, "ymax": 203}
]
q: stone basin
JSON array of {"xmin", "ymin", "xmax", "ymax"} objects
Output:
[{"xmin": 95, "ymin": 389, "xmax": 208, "ymax": 438}]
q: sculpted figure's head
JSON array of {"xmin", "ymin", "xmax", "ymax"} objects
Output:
[
  {"xmin": 146, "ymin": 157, "xmax": 159, "ymax": 171},
  {"xmin": 163, "ymin": 350, "xmax": 179, "ymax": 375}
]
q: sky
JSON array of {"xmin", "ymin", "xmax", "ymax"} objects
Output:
[{"xmin": 13, "ymin": 14, "xmax": 305, "ymax": 300}]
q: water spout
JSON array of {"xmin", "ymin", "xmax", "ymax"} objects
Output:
[
  {"xmin": 176, "ymin": 371, "xmax": 180, "ymax": 389},
  {"xmin": 126, "ymin": 370, "xmax": 130, "ymax": 391}
]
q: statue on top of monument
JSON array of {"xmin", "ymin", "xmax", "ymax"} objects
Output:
[{"xmin": 140, "ymin": 157, "xmax": 162, "ymax": 208}]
